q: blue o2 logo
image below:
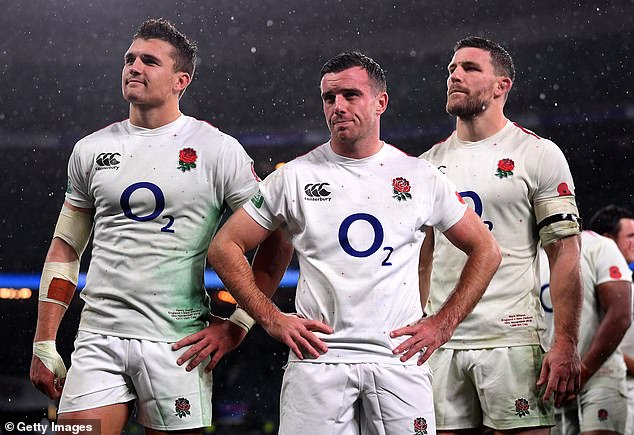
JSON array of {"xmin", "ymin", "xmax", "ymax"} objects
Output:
[
  {"xmin": 120, "ymin": 182, "xmax": 175, "ymax": 233},
  {"xmin": 459, "ymin": 190, "xmax": 493, "ymax": 231},
  {"xmin": 540, "ymin": 283, "xmax": 553, "ymax": 313},
  {"xmin": 338, "ymin": 213, "xmax": 393, "ymax": 265}
]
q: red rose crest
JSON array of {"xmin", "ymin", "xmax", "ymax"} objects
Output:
[
  {"xmin": 178, "ymin": 147, "xmax": 197, "ymax": 172},
  {"xmin": 392, "ymin": 177, "xmax": 412, "ymax": 201},
  {"xmin": 514, "ymin": 398, "xmax": 530, "ymax": 417},
  {"xmin": 609, "ymin": 266, "xmax": 622, "ymax": 279},
  {"xmin": 413, "ymin": 417, "xmax": 428, "ymax": 435},
  {"xmin": 598, "ymin": 409, "xmax": 608, "ymax": 421},
  {"xmin": 174, "ymin": 397, "xmax": 191, "ymax": 418},
  {"xmin": 495, "ymin": 158, "xmax": 514, "ymax": 178}
]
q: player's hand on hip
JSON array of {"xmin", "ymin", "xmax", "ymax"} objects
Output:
[
  {"xmin": 537, "ymin": 340, "xmax": 581, "ymax": 407},
  {"xmin": 390, "ymin": 315, "xmax": 450, "ymax": 365},
  {"xmin": 265, "ymin": 312, "xmax": 333, "ymax": 360},
  {"xmin": 173, "ymin": 317, "xmax": 247, "ymax": 373},
  {"xmin": 30, "ymin": 346, "xmax": 66, "ymax": 400}
]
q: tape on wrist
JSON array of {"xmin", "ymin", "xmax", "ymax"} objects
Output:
[
  {"xmin": 228, "ymin": 307, "xmax": 256, "ymax": 332},
  {"xmin": 33, "ymin": 340, "xmax": 67, "ymax": 378}
]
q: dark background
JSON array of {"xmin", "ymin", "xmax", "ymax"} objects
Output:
[{"xmin": 1, "ymin": 1, "xmax": 633, "ymax": 433}]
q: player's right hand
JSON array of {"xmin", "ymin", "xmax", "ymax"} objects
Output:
[
  {"xmin": 264, "ymin": 313, "xmax": 333, "ymax": 360},
  {"xmin": 30, "ymin": 343, "xmax": 66, "ymax": 400}
]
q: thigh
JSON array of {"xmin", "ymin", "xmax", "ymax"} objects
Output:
[
  {"xmin": 128, "ymin": 339, "xmax": 212, "ymax": 431},
  {"xmin": 429, "ymin": 348, "xmax": 482, "ymax": 430},
  {"xmin": 279, "ymin": 363, "xmax": 361, "ymax": 435},
  {"xmin": 360, "ymin": 363, "xmax": 436, "ymax": 435},
  {"xmin": 471, "ymin": 346, "xmax": 554, "ymax": 431},
  {"xmin": 578, "ymin": 383, "xmax": 627, "ymax": 434},
  {"xmin": 57, "ymin": 403, "xmax": 132, "ymax": 435},
  {"xmin": 59, "ymin": 331, "xmax": 136, "ymax": 414}
]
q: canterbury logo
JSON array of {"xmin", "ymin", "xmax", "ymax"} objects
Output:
[
  {"xmin": 96, "ymin": 152, "xmax": 121, "ymax": 166},
  {"xmin": 304, "ymin": 183, "xmax": 331, "ymax": 198}
]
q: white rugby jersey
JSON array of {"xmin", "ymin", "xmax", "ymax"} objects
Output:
[
  {"xmin": 66, "ymin": 115, "xmax": 258, "ymax": 341},
  {"xmin": 243, "ymin": 142, "xmax": 466, "ymax": 364},
  {"xmin": 420, "ymin": 120, "xmax": 576, "ymax": 348},
  {"xmin": 540, "ymin": 231, "xmax": 632, "ymax": 385}
]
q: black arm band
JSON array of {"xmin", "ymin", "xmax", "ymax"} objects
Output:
[{"xmin": 536, "ymin": 213, "xmax": 582, "ymax": 231}]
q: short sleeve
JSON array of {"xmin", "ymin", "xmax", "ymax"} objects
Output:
[{"xmin": 65, "ymin": 142, "xmax": 94, "ymax": 208}]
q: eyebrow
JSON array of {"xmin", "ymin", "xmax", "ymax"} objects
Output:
[{"xmin": 448, "ymin": 60, "xmax": 481, "ymax": 71}]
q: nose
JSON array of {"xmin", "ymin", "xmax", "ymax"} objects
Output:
[
  {"xmin": 448, "ymin": 68, "xmax": 462, "ymax": 83},
  {"xmin": 333, "ymin": 94, "xmax": 346, "ymax": 113},
  {"xmin": 128, "ymin": 57, "xmax": 143, "ymax": 74}
]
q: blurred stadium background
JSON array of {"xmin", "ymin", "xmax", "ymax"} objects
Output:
[{"xmin": 1, "ymin": 0, "xmax": 632, "ymax": 433}]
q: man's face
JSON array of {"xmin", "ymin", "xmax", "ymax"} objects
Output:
[
  {"xmin": 446, "ymin": 47, "xmax": 500, "ymax": 118},
  {"xmin": 121, "ymin": 38, "xmax": 184, "ymax": 106},
  {"xmin": 615, "ymin": 218, "xmax": 634, "ymax": 263},
  {"xmin": 320, "ymin": 66, "xmax": 387, "ymax": 145}
]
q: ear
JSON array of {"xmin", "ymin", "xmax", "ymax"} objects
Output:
[
  {"xmin": 494, "ymin": 77, "xmax": 512, "ymax": 98},
  {"xmin": 174, "ymin": 72, "xmax": 191, "ymax": 95},
  {"xmin": 375, "ymin": 91, "xmax": 388, "ymax": 115}
]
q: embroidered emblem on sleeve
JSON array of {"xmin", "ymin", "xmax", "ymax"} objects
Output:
[
  {"xmin": 177, "ymin": 147, "xmax": 197, "ymax": 172},
  {"xmin": 609, "ymin": 266, "xmax": 622, "ymax": 279},
  {"xmin": 557, "ymin": 182, "xmax": 572, "ymax": 196}
]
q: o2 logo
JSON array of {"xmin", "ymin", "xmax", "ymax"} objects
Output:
[
  {"xmin": 338, "ymin": 213, "xmax": 394, "ymax": 266},
  {"xmin": 540, "ymin": 283, "xmax": 553, "ymax": 313},
  {"xmin": 120, "ymin": 182, "xmax": 175, "ymax": 233},
  {"xmin": 459, "ymin": 190, "xmax": 493, "ymax": 231}
]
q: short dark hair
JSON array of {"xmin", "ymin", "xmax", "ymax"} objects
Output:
[
  {"xmin": 320, "ymin": 51, "xmax": 387, "ymax": 93},
  {"xmin": 134, "ymin": 18, "xmax": 198, "ymax": 78},
  {"xmin": 454, "ymin": 36, "xmax": 515, "ymax": 81},
  {"xmin": 588, "ymin": 204, "xmax": 634, "ymax": 237}
]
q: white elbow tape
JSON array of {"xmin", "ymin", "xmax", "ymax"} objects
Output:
[
  {"xmin": 39, "ymin": 260, "xmax": 79, "ymax": 308},
  {"xmin": 33, "ymin": 340, "xmax": 67, "ymax": 379},
  {"xmin": 228, "ymin": 307, "xmax": 256, "ymax": 332},
  {"xmin": 535, "ymin": 196, "xmax": 582, "ymax": 246},
  {"xmin": 54, "ymin": 205, "xmax": 93, "ymax": 257}
]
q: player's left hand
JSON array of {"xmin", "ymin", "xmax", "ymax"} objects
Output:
[
  {"xmin": 172, "ymin": 316, "xmax": 247, "ymax": 373},
  {"xmin": 537, "ymin": 340, "xmax": 581, "ymax": 407},
  {"xmin": 390, "ymin": 315, "xmax": 452, "ymax": 365}
]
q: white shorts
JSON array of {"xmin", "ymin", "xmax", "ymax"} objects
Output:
[
  {"xmin": 59, "ymin": 331, "xmax": 212, "ymax": 430},
  {"xmin": 626, "ymin": 377, "xmax": 634, "ymax": 435},
  {"xmin": 552, "ymin": 383, "xmax": 627, "ymax": 435},
  {"xmin": 279, "ymin": 362, "xmax": 435, "ymax": 435},
  {"xmin": 429, "ymin": 346, "xmax": 554, "ymax": 431}
]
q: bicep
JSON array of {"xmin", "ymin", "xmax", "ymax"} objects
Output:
[
  {"xmin": 596, "ymin": 280, "xmax": 632, "ymax": 317},
  {"xmin": 441, "ymin": 207, "xmax": 491, "ymax": 254},
  {"xmin": 215, "ymin": 208, "xmax": 273, "ymax": 253}
]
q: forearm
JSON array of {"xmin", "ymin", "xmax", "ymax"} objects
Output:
[
  {"xmin": 581, "ymin": 313, "xmax": 630, "ymax": 376},
  {"xmin": 547, "ymin": 235, "xmax": 582, "ymax": 348},
  {"xmin": 624, "ymin": 353, "xmax": 634, "ymax": 376},
  {"xmin": 34, "ymin": 302, "xmax": 67, "ymax": 342},
  {"xmin": 210, "ymin": 239, "xmax": 282, "ymax": 330},
  {"xmin": 436, "ymin": 238, "xmax": 500, "ymax": 332},
  {"xmin": 251, "ymin": 229, "xmax": 293, "ymax": 298}
]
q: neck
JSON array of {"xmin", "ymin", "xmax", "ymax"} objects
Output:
[
  {"xmin": 455, "ymin": 109, "xmax": 507, "ymax": 142},
  {"xmin": 129, "ymin": 103, "xmax": 182, "ymax": 129},
  {"xmin": 330, "ymin": 138, "xmax": 383, "ymax": 159}
]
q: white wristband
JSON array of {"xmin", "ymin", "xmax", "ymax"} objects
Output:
[
  {"xmin": 228, "ymin": 307, "xmax": 256, "ymax": 332},
  {"xmin": 33, "ymin": 340, "xmax": 67, "ymax": 379}
]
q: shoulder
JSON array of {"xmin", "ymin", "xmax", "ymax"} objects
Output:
[
  {"xmin": 419, "ymin": 132, "xmax": 455, "ymax": 159},
  {"xmin": 72, "ymin": 120, "xmax": 127, "ymax": 154}
]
